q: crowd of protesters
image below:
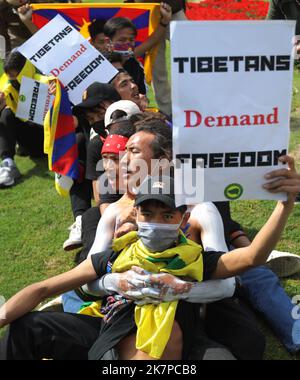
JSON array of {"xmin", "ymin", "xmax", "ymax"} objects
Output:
[{"xmin": 1, "ymin": 0, "xmax": 300, "ymax": 360}]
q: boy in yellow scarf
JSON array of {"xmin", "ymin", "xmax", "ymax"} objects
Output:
[
  {"xmin": 0, "ymin": 50, "xmax": 46, "ymax": 187},
  {"xmin": 79, "ymin": 174, "xmax": 200, "ymax": 359},
  {"xmin": 0, "ymin": 158, "xmax": 299, "ymax": 360}
]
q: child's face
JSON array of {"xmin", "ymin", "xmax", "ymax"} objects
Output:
[
  {"xmin": 85, "ymin": 100, "xmax": 112, "ymax": 125},
  {"xmin": 91, "ymin": 33, "xmax": 107, "ymax": 53},
  {"xmin": 110, "ymin": 28, "xmax": 136, "ymax": 51},
  {"xmin": 136, "ymin": 202, "xmax": 184, "ymax": 226}
]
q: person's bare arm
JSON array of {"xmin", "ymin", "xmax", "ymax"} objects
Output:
[
  {"xmin": 212, "ymin": 155, "xmax": 299, "ymax": 279},
  {"xmin": 0, "ymin": 258, "xmax": 98, "ymax": 329},
  {"xmin": 88, "ymin": 203, "xmax": 118, "ymax": 256},
  {"xmin": 92, "ymin": 180, "xmax": 100, "ymax": 205},
  {"xmin": 134, "ymin": 3, "xmax": 172, "ymax": 58},
  {"xmin": 17, "ymin": 4, "xmax": 38, "ymax": 34}
]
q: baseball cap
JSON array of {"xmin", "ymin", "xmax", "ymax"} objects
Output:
[
  {"xmin": 135, "ymin": 176, "xmax": 176, "ymax": 209},
  {"xmin": 73, "ymin": 82, "xmax": 121, "ymax": 111},
  {"xmin": 104, "ymin": 100, "xmax": 141, "ymax": 127},
  {"xmin": 101, "ymin": 134, "xmax": 129, "ymax": 155}
]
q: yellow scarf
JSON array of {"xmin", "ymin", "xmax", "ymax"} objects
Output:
[
  {"xmin": 111, "ymin": 231, "xmax": 203, "ymax": 359},
  {"xmin": 0, "ymin": 60, "xmax": 48, "ymax": 115}
]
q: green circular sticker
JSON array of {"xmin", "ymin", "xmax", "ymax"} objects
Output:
[
  {"xmin": 19, "ymin": 94, "xmax": 26, "ymax": 102},
  {"xmin": 224, "ymin": 183, "xmax": 243, "ymax": 200}
]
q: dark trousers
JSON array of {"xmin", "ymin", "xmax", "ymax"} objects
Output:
[
  {"xmin": 0, "ymin": 297, "xmax": 265, "ymax": 360},
  {"xmin": 205, "ymin": 298, "xmax": 265, "ymax": 360},
  {"xmin": 0, "ymin": 310, "xmax": 236, "ymax": 360},
  {"xmin": 0, "ymin": 312, "xmax": 102, "ymax": 360},
  {"xmin": 69, "ymin": 130, "xmax": 93, "ymax": 219},
  {"xmin": 0, "ymin": 108, "xmax": 44, "ymax": 160},
  {"xmin": 70, "ymin": 179, "xmax": 92, "ymax": 219}
]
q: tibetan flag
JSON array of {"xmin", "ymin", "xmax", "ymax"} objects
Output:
[
  {"xmin": 31, "ymin": 3, "xmax": 160, "ymax": 84},
  {"xmin": 44, "ymin": 79, "xmax": 79, "ymax": 196}
]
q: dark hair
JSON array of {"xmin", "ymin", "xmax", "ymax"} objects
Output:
[
  {"xmin": 88, "ymin": 19, "xmax": 106, "ymax": 40},
  {"xmin": 109, "ymin": 68, "xmax": 130, "ymax": 85},
  {"xmin": 177, "ymin": 205, "xmax": 188, "ymax": 214},
  {"xmin": 108, "ymin": 120, "xmax": 136, "ymax": 138},
  {"xmin": 4, "ymin": 51, "xmax": 26, "ymax": 75},
  {"xmin": 135, "ymin": 119, "xmax": 172, "ymax": 160},
  {"xmin": 110, "ymin": 109, "xmax": 127, "ymax": 121},
  {"xmin": 104, "ymin": 17, "xmax": 137, "ymax": 39},
  {"xmin": 132, "ymin": 111, "xmax": 167, "ymax": 124}
]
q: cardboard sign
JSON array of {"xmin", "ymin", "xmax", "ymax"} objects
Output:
[
  {"xmin": 16, "ymin": 77, "xmax": 51, "ymax": 125},
  {"xmin": 171, "ymin": 20, "xmax": 295, "ymax": 204},
  {"xmin": 18, "ymin": 15, "xmax": 118, "ymax": 105}
]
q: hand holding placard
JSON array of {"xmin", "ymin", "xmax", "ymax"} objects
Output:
[{"xmin": 18, "ymin": 15, "xmax": 118, "ymax": 105}]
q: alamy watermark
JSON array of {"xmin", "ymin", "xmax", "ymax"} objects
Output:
[{"xmin": 95, "ymin": 156, "xmax": 205, "ymax": 205}]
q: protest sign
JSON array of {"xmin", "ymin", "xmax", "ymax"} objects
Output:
[
  {"xmin": 16, "ymin": 77, "xmax": 51, "ymax": 125},
  {"xmin": 18, "ymin": 15, "xmax": 118, "ymax": 105},
  {"xmin": 30, "ymin": 3, "xmax": 160, "ymax": 84},
  {"xmin": 171, "ymin": 20, "xmax": 295, "ymax": 204}
]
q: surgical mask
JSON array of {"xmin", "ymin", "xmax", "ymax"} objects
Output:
[
  {"xmin": 91, "ymin": 120, "xmax": 105, "ymax": 135},
  {"xmin": 137, "ymin": 221, "xmax": 180, "ymax": 252}
]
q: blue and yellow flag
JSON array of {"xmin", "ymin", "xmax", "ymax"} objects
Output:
[{"xmin": 31, "ymin": 3, "xmax": 160, "ymax": 84}]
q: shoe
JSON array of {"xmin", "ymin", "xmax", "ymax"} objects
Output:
[
  {"xmin": 295, "ymin": 193, "xmax": 300, "ymax": 204},
  {"xmin": 266, "ymin": 250, "xmax": 300, "ymax": 278},
  {"xmin": 0, "ymin": 160, "xmax": 21, "ymax": 187},
  {"xmin": 63, "ymin": 216, "xmax": 83, "ymax": 251}
]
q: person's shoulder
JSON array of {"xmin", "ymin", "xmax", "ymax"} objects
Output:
[{"xmin": 103, "ymin": 202, "xmax": 120, "ymax": 215}]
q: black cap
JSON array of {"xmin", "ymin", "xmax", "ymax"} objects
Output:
[
  {"xmin": 135, "ymin": 176, "xmax": 176, "ymax": 209},
  {"xmin": 73, "ymin": 82, "xmax": 121, "ymax": 111}
]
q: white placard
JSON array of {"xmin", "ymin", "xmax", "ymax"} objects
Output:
[
  {"xmin": 16, "ymin": 77, "xmax": 51, "ymax": 125},
  {"xmin": 18, "ymin": 14, "xmax": 118, "ymax": 105},
  {"xmin": 171, "ymin": 20, "xmax": 295, "ymax": 204}
]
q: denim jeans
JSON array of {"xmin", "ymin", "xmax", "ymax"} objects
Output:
[
  {"xmin": 62, "ymin": 291, "xmax": 84, "ymax": 314},
  {"xmin": 239, "ymin": 265, "xmax": 300, "ymax": 353}
]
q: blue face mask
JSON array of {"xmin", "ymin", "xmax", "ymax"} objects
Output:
[{"xmin": 137, "ymin": 221, "xmax": 181, "ymax": 252}]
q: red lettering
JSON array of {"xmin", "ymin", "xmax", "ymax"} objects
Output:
[
  {"xmin": 184, "ymin": 110, "xmax": 202, "ymax": 128},
  {"xmin": 266, "ymin": 107, "xmax": 278, "ymax": 124},
  {"xmin": 80, "ymin": 43, "xmax": 87, "ymax": 53},
  {"xmin": 204, "ymin": 116, "xmax": 215, "ymax": 127},
  {"xmin": 50, "ymin": 68, "xmax": 60, "ymax": 77}
]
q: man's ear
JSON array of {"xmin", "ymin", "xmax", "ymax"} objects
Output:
[
  {"xmin": 180, "ymin": 212, "xmax": 190, "ymax": 229},
  {"xmin": 133, "ymin": 206, "xmax": 138, "ymax": 218}
]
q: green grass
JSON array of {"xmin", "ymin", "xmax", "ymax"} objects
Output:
[{"xmin": 1, "ymin": 7, "xmax": 300, "ymax": 359}]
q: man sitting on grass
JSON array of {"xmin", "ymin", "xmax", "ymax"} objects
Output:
[{"xmin": 0, "ymin": 154, "xmax": 299, "ymax": 360}]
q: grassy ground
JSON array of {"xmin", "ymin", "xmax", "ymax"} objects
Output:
[{"xmin": 0, "ymin": 3, "xmax": 300, "ymax": 359}]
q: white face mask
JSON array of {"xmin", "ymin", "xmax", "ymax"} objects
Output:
[{"xmin": 137, "ymin": 221, "xmax": 181, "ymax": 252}]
